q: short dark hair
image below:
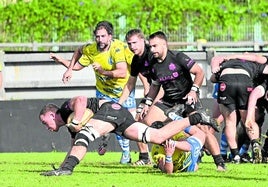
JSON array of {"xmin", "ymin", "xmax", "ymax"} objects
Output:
[
  {"xmin": 39, "ymin": 103, "xmax": 59, "ymax": 116},
  {"xmin": 93, "ymin": 21, "xmax": 114, "ymax": 35},
  {"xmin": 149, "ymin": 31, "xmax": 167, "ymax": 42},
  {"xmin": 125, "ymin": 29, "xmax": 145, "ymax": 41}
]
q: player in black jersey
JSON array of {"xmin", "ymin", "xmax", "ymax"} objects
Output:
[
  {"xmin": 39, "ymin": 96, "xmax": 105, "ymax": 168},
  {"xmin": 211, "ymin": 54, "xmax": 268, "ymax": 163},
  {"xmin": 39, "ymin": 96, "xmax": 217, "ymax": 176},
  {"xmin": 119, "ymin": 29, "xmax": 164, "ymax": 166},
  {"xmin": 139, "ymin": 31, "xmax": 225, "ymax": 171}
]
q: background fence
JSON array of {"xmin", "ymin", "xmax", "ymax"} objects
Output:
[
  {"xmin": 1, "ymin": 44, "xmax": 268, "ymax": 152},
  {"xmin": 1, "ymin": 42, "xmax": 268, "ymax": 101}
]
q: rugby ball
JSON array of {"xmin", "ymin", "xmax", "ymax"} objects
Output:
[{"xmin": 67, "ymin": 108, "xmax": 94, "ymax": 126}]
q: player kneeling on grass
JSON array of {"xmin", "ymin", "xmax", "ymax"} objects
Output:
[
  {"xmin": 39, "ymin": 96, "xmax": 218, "ymax": 176},
  {"xmin": 152, "ymin": 128, "xmax": 205, "ymax": 174}
]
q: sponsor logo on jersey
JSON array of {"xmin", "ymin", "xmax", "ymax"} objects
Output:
[
  {"xmin": 220, "ymin": 82, "xmax": 226, "ymax": 92},
  {"xmin": 111, "ymin": 103, "xmax": 121, "ymax": 110}
]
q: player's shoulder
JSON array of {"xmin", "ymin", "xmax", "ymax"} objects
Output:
[
  {"xmin": 82, "ymin": 42, "xmax": 98, "ymax": 55},
  {"xmin": 111, "ymin": 39, "xmax": 126, "ymax": 48}
]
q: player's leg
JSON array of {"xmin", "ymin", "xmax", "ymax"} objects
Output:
[
  {"xmin": 143, "ymin": 103, "xmax": 168, "ymax": 126},
  {"xmin": 125, "ymin": 110, "xmax": 218, "ymax": 145},
  {"xmin": 197, "ymin": 124, "xmax": 226, "ymax": 171},
  {"xmin": 220, "ymin": 105, "xmax": 240, "ymax": 163},
  {"xmin": 133, "ymin": 102, "xmax": 168, "ymax": 165},
  {"xmin": 41, "ymin": 119, "xmax": 115, "ymax": 176},
  {"xmin": 117, "ymin": 93, "xmax": 137, "ymax": 164}
]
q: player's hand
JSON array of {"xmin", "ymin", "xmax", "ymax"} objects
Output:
[
  {"xmin": 245, "ymin": 119, "xmax": 255, "ymax": 134},
  {"xmin": 66, "ymin": 123, "xmax": 82, "ymax": 132},
  {"xmin": 50, "ymin": 53, "xmax": 61, "ymax": 63},
  {"xmin": 135, "ymin": 103, "xmax": 145, "ymax": 121},
  {"xmin": 92, "ymin": 63, "xmax": 104, "ymax": 74},
  {"xmin": 184, "ymin": 91, "xmax": 198, "ymax": 105},
  {"xmin": 211, "ymin": 56, "xmax": 225, "ymax": 73},
  {"xmin": 211, "ymin": 65, "xmax": 221, "ymax": 74},
  {"xmin": 62, "ymin": 69, "xmax": 72, "ymax": 83},
  {"xmin": 139, "ymin": 104, "xmax": 149, "ymax": 120},
  {"xmin": 164, "ymin": 139, "xmax": 176, "ymax": 156}
]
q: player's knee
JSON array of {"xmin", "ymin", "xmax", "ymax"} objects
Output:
[
  {"xmin": 138, "ymin": 126, "xmax": 151, "ymax": 143},
  {"xmin": 74, "ymin": 133, "xmax": 89, "ymax": 147},
  {"xmin": 74, "ymin": 125, "xmax": 100, "ymax": 147}
]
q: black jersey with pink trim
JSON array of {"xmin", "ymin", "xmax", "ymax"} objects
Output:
[
  {"xmin": 150, "ymin": 50, "xmax": 196, "ymax": 103},
  {"xmin": 130, "ymin": 44, "xmax": 153, "ymax": 84}
]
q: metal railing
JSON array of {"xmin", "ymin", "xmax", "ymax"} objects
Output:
[{"xmin": 1, "ymin": 41, "xmax": 268, "ymax": 52}]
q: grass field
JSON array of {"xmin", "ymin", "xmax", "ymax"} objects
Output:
[{"xmin": 0, "ymin": 152, "xmax": 267, "ymax": 187}]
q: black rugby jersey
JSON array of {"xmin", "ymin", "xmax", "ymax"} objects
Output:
[
  {"xmin": 150, "ymin": 50, "xmax": 196, "ymax": 103},
  {"xmin": 130, "ymin": 44, "xmax": 154, "ymax": 84}
]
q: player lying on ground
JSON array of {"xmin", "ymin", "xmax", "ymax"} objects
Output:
[
  {"xmin": 151, "ymin": 127, "xmax": 205, "ymax": 174},
  {"xmin": 39, "ymin": 96, "xmax": 218, "ymax": 176}
]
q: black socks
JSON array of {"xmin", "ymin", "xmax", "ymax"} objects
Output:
[
  {"xmin": 212, "ymin": 154, "xmax": 224, "ymax": 166},
  {"xmin": 62, "ymin": 155, "xmax": 80, "ymax": 171}
]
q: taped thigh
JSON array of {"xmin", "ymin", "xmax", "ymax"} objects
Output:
[
  {"xmin": 138, "ymin": 125, "xmax": 151, "ymax": 143},
  {"xmin": 74, "ymin": 125, "xmax": 100, "ymax": 147}
]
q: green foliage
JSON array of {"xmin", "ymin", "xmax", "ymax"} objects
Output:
[{"xmin": 0, "ymin": 0, "xmax": 268, "ymax": 43}]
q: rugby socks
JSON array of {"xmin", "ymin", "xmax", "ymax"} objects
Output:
[
  {"xmin": 220, "ymin": 133, "xmax": 228, "ymax": 157},
  {"xmin": 62, "ymin": 155, "xmax": 80, "ymax": 171},
  {"xmin": 212, "ymin": 154, "xmax": 225, "ymax": 166},
  {"xmin": 230, "ymin": 148, "xmax": 239, "ymax": 158},
  {"xmin": 239, "ymin": 143, "xmax": 249, "ymax": 155},
  {"xmin": 116, "ymin": 135, "xmax": 130, "ymax": 152}
]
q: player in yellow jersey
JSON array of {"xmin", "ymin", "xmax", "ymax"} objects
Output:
[
  {"xmin": 50, "ymin": 21, "xmax": 134, "ymax": 164},
  {"xmin": 79, "ymin": 38, "xmax": 133, "ymax": 98},
  {"xmin": 151, "ymin": 126, "xmax": 205, "ymax": 173}
]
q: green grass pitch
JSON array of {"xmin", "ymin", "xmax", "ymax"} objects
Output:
[{"xmin": 0, "ymin": 152, "xmax": 267, "ymax": 187}]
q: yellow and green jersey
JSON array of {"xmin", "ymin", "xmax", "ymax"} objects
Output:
[
  {"xmin": 151, "ymin": 131, "xmax": 192, "ymax": 173},
  {"xmin": 79, "ymin": 39, "xmax": 133, "ymax": 98}
]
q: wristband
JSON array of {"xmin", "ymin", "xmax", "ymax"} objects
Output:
[
  {"xmin": 71, "ymin": 119, "xmax": 79, "ymax": 126},
  {"xmin": 191, "ymin": 84, "xmax": 200, "ymax": 93},
  {"xmin": 165, "ymin": 155, "xmax": 172, "ymax": 163},
  {"xmin": 144, "ymin": 97, "xmax": 153, "ymax": 106},
  {"xmin": 139, "ymin": 98, "xmax": 146, "ymax": 104},
  {"xmin": 136, "ymin": 105, "xmax": 144, "ymax": 113}
]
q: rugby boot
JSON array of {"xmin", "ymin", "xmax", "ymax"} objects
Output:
[
  {"xmin": 98, "ymin": 134, "xmax": 110, "ymax": 155},
  {"xmin": 120, "ymin": 151, "xmax": 131, "ymax": 164},
  {"xmin": 132, "ymin": 159, "xmax": 152, "ymax": 166},
  {"xmin": 240, "ymin": 153, "xmax": 252, "ymax": 163},
  {"xmin": 216, "ymin": 162, "xmax": 226, "ymax": 172},
  {"xmin": 252, "ymin": 142, "xmax": 262, "ymax": 164},
  {"xmin": 40, "ymin": 168, "xmax": 72, "ymax": 176},
  {"xmin": 197, "ymin": 109, "xmax": 220, "ymax": 132},
  {"xmin": 233, "ymin": 155, "xmax": 241, "ymax": 164}
]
